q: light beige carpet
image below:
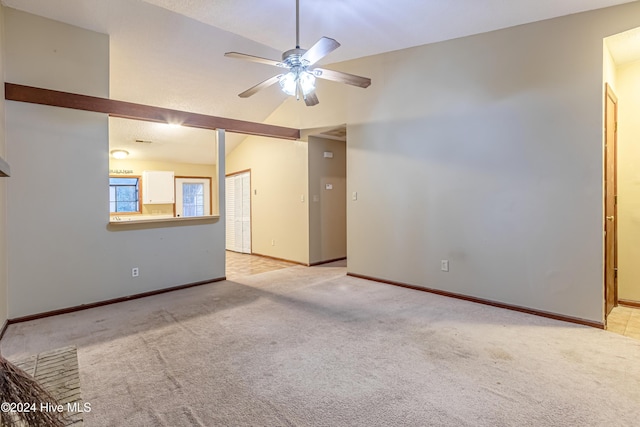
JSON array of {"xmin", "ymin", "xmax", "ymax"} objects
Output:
[{"xmin": 2, "ymin": 261, "xmax": 640, "ymax": 426}]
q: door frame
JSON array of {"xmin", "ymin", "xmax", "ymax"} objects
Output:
[
  {"xmin": 604, "ymin": 83, "xmax": 618, "ymax": 321},
  {"xmin": 225, "ymin": 169, "xmax": 252, "ymax": 254}
]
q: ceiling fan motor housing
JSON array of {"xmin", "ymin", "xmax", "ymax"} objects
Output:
[{"xmin": 282, "ymin": 48, "xmax": 308, "ymax": 68}]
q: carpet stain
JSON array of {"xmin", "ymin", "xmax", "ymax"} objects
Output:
[
  {"xmin": 561, "ymin": 349, "xmax": 583, "ymax": 364},
  {"xmin": 487, "ymin": 347, "xmax": 514, "ymax": 361},
  {"xmin": 414, "ymin": 327, "xmax": 480, "ymax": 362}
]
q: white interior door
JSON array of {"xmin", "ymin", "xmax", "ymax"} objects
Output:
[
  {"xmin": 226, "ymin": 172, "xmax": 251, "ymax": 253},
  {"xmin": 241, "ymin": 172, "xmax": 251, "ymax": 253},
  {"xmin": 175, "ymin": 178, "xmax": 210, "ymax": 217}
]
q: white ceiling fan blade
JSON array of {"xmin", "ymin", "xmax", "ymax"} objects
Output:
[
  {"xmin": 239, "ymin": 74, "xmax": 284, "ymax": 98},
  {"xmin": 301, "ymin": 37, "xmax": 340, "ymax": 66},
  {"xmin": 312, "ymin": 68, "xmax": 371, "ymax": 88},
  {"xmin": 225, "ymin": 52, "xmax": 285, "ymax": 68},
  {"xmin": 304, "ymin": 91, "xmax": 319, "ymax": 106}
]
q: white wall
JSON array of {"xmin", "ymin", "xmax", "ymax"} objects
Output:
[
  {"xmin": 262, "ymin": 2, "xmax": 640, "ymax": 323},
  {"xmin": 616, "ymin": 59, "xmax": 640, "ymax": 302},
  {"xmin": 4, "ymin": 9, "xmax": 225, "ymax": 318}
]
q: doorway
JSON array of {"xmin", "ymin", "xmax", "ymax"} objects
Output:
[
  {"xmin": 226, "ymin": 170, "xmax": 251, "ymax": 254},
  {"xmin": 175, "ymin": 177, "xmax": 212, "ymax": 217},
  {"xmin": 604, "ymin": 83, "xmax": 618, "ymax": 320}
]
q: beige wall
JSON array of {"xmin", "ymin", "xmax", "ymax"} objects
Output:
[
  {"xmin": 261, "ymin": 2, "xmax": 640, "ymax": 323},
  {"xmin": 308, "ymin": 136, "xmax": 346, "ymax": 264},
  {"xmin": 4, "ymin": 9, "xmax": 225, "ymax": 318},
  {"xmin": 109, "ymin": 158, "xmax": 218, "ymax": 216},
  {"xmin": 0, "ymin": 5, "xmax": 7, "ymax": 327},
  {"xmin": 226, "ymin": 136, "xmax": 309, "ymax": 264},
  {"xmin": 616, "ymin": 59, "xmax": 640, "ymax": 302}
]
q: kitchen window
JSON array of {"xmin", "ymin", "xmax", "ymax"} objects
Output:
[{"xmin": 109, "ymin": 176, "xmax": 141, "ymax": 213}]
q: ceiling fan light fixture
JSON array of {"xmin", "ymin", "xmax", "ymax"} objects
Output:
[
  {"xmin": 225, "ymin": 0, "xmax": 370, "ymax": 106},
  {"xmin": 279, "ymin": 70, "xmax": 316, "ymax": 97},
  {"xmin": 299, "ymin": 71, "xmax": 316, "ymax": 95},
  {"xmin": 279, "ymin": 72, "xmax": 298, "ymax": 96}
]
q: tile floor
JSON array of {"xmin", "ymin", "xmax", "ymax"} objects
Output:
[
  {"xmin": 606, "ymin": 305, "xmax": 640, "ymax": 340},
  {"xmin": 226, "ymin": 250, "xmax": 298, "ymax": 280}
]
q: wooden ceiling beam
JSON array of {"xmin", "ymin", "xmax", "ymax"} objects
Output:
[{"xmin": 5, "ymin": 83, "xmax": 300, "ymax": 140}]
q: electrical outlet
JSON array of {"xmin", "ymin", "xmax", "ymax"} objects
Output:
[
  {"xmin": 440, "ymin": 260, "xmax": 449, "ymax": 272},
  {"xmin": 271, "ymin": 239, "xmax": 275, "ymax": 246},
  {"xmin": 132, "ymin": 267, "xmax": 139, "ymax": 277}
]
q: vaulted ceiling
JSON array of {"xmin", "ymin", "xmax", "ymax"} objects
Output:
[{"xmin": 4, "ymin": 0, "xmax": 638, "ymax": 163}]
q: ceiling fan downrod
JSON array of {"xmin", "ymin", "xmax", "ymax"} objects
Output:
[{"xmin": 296, "ymin": 0, "xmax": 300, "ymax": 49}]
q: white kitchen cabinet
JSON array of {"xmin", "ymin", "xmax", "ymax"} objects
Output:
[{"xmin": 142, "ymin": 170, "xmax": 175, "ymax": 204}]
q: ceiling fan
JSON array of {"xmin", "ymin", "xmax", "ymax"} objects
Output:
[{"xmin": 224, "ymin": 0, "xmax": 371, "ymax": 107}]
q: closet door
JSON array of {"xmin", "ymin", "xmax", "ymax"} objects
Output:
[
  {"xmin": 233, "ymin": 174, "xmax": 244, "ymax": 253},
  {"xmin": 226, "ymin": 171, "xmax": 251, "ymax": 253},
  {"xmin": 241, "ymin": 172, "xmax": 251, "ymax": 253}
]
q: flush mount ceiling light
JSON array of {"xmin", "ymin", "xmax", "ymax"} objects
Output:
[
  {"xmin": 225, "ymin": 0, "xmax": 371, "ymax": 106},
  {"xmin": 110, "ymin": 149, "xmax": 129, "ymax": 159}
]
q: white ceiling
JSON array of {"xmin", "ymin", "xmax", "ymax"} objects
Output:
[
  {"xmin": 3, "ymin": 0, "xmax": 639, "ymax": 164},
  {"xmin": 140, "ymin": 0, "xmax": 638, "ymax": 63}
]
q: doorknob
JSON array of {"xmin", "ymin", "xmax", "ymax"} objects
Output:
[{"xmin": 606, "ymin": 216, "xmax": 615, "ymax": 221}]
